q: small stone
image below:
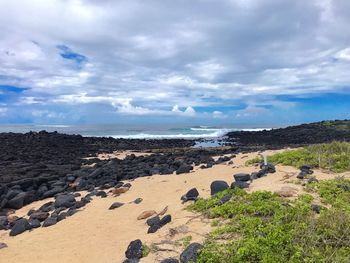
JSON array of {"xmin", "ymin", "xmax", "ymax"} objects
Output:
[
  {"xmin": 109, "ymin": 202, "xmax": 124, "ymax": 210},
  {"xmin": 137, "ymin": 210, "xmax": 156, "ymax": 220},
  {"xmin": 0, "ymin": 242, "xmax": 8, "ymax": 250},
  {"xmin": 134, "ymin": 198, "xmax": 143, "ymax": 204}
]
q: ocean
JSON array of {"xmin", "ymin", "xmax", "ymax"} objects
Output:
[{"xmin": 0, "ymin": 124, "xmax": 271, "ymax": 139}]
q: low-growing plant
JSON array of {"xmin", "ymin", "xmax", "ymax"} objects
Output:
[
  {"xmin": 266, "ymin": 141, "xmax": 350, "ymax": 172},
  {"xmin": 189, "ymin": 178, "xmax": 350, "ymax": 262},
  {"xmin": 142, "ymin": 244, "xmax": 151, "ymax": 257},
  {"xmin": 182, "ymin": 235, "xmax": 192, "ymax": 247}
]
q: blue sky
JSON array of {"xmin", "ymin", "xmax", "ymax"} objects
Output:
[{"xmin": 0, "ymin": 0, "xmax": 349, "ymax": 126}]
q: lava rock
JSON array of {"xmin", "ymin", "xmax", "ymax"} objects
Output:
[
  {"xmin": 42, "ymin": 217, "xmax": 57, "ymax": 227},
  {"xmin": 28, "ymin": 218, "xmax": 41, "ymax": 228},
  {"xmin": 161, "ymin": 258, "xmax": 179, "ymax": 263},
  {"xmin": 109, "ymin": 202, "xmax": 124, "ymax": 210},
  {"xmin": 146, "ymin": 215, "xmax": 160, "ymax": 227},
  {"xmin": 210, "ymin": 181, "xmax": 229, "ymax": 195},
  {"xmin": 176, "ymin": 164, "xmax": 192, "ymax": 175},
  {"xmin": 9, "ymin": 218, "xmax": 31, "ymax": 236},
  {"xmin": 311, "ymin": 204, "xmax": 321, "ymax": 214},
  {"xmin": 54, "ymin": 194, "xmax": 76, "ymax": 208},
  {"xmin": 29, "ymin": 211, "xmax": 49, "ymax": 222},
  {"xmin": 233, "ymin": 173, "xmax": 251, "ymax": 182},
  {"xmin": 96, "ymin": 191, "xmax": 107, "ymax": 198},
  {"xmin": 7, "ymin": 192, "xmax": 27, "ymax": 209},
  {"xmin": 181, "ymin": 188, "xmax": 199, "ymax": 203},
  {"xmin": 260, "ymin": 163, "xmax": 276, "ymax": 173},
  {"xmin": 134, "ymin": 198, "xmax": 143, "ymax": 204},
  {"xmin": 218, "ymin": 193, "xmax": 232, "ymax": 205},
  {"xmin": 125, "ymin": 239, "xmax": 143, "ymax": 260},
  {"xmin": 39, "ymin": 201, "xmax": 55, "ymax": 212},
  {"xmin": 231, "ymin": 181, "xmax": 249, "ymax": 189},
  {"xmin": 180, "ymin": 242, "xmax": 203, "ymax": 263}
]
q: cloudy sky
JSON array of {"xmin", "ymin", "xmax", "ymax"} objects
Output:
[{"xmin": 0, "ymin": 0, "xmax": 349, "ymax": 125}]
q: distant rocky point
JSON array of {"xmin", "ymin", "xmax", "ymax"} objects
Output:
[{"xmin": 226, "ymin": 120, "xmax": 350, "ymax": 146}]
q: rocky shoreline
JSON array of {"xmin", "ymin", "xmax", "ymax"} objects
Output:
[{"xmin": 1, "ymin": 120, "xmax": 350, "ymax": 262}]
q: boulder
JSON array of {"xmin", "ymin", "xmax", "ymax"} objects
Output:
[
  {"xmin": 28, "ymin": 218, "xmax": 41, "ymax": 228},
  {"xmin": 146, "ymin": 215, "xmax": 160, "ymax": 227},
  {"xmin": 54, "ymin": 194, "xmax": 76, "ymax": 208},
  {"xmin": 109, "ymin": 202, "xmax": 124, "ymax": 210},
  {"xmin": 9, "ymin": 218, "xmax": 31, "ymax": 236},
  {"xmin": 0, "ymin": 216, "xmax": 8, "ymax": 230},
  {"xmin": 233, "ymin": 173, "xmax": 250, "ymax": 182},
  {"xmin": 161, "ymin": 259, "xmax": 179, "ymax": 263},
  {"xmin": 7, "ymin": 192, "xmax": 27, "ymax": 209},
  {"xmin": 181, "ymin": 188, "xmax": 199, "ymax": 203},
  {"xmin": 29, "ymin": 211, "xmax": 49, "ymax": 222},
  {"xmin": 176, "ymin": 164, "xmax": 192, "ymax": 175},
  {"xmin": 260, "ymin": 163, "xmax": 276, "ymax": 173},
  {"xmin": 180, "ymin": 243, "xmax": 203, "ymax": 263},
  {"xmin": 42, "ymin": 217, "xmax": 57, "ymax": 227},
  {"xmin": 39, "ymin": 201, "xmax": 55, "ymax": 212},
  {"xmin": 57, "ymin": 212, "xmax": 67, "ymax": 222},
  {"xmin": 125, "ymin": 239, "xmax": 143, "ymax": 260},
  {"xmin": 96, "ymin": 191, "xmax": 107, "ymax": 198},
  {"xmin": 231, "ymin": 181, "xmax": 249, "ymax": 189},
  {"xmin": 210, "ymin": 181, "xmax": 229, "ymax": 195},
  {"xmin": 0, "ymin": 242, "xmax": 8, "ymax": 250},
  {"xmin": 218, "ymin": 193, "xmax": 232, "ymax": 205}
]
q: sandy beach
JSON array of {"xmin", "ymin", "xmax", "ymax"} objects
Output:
[{"xmin": 1, "ymin": 149, "xmax": 349, "ymax": 262}]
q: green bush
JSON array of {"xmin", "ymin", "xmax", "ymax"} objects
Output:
[
  {"xmin": 266, "ymin": 141, "xmax": 350, "ymax": 172},
  {"xmin": 189, "ymin": 178, "xmax": 350, "ymax": 262}
]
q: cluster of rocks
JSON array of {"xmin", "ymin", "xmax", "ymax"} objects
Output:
[
  {"xmin": 124, "ymin": 239, "xmax": 203, "ymax": 263},
  {"xmin": 297, "ymin": 165, "xmax": 314, "ymax": 180},
  {"xmin": 0, "ymin": 187, "xmax": 114, "ymax": 235},
  {"xmin": 226, "ymin": 120, "xmax": 350, "ymax": 147},
  {"xmin": 1, "ymin": 145, "xmax": 237, "ymax": 214}
]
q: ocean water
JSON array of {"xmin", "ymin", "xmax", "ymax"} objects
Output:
[{"xmin": 0, "ymin": 124, "xmax": 271, "ymax": 139}]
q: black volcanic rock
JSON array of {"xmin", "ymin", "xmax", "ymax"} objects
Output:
[
  {"xmin": 226, "ymin": 120, "xmax": 350, "ymax": 146},
  {"xmin": 210, "ymin": 181, "xmax": 229, "ymax": 195}
]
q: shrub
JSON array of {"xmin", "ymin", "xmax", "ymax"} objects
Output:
[
  {"xmin": 267, "ymin": 141, "xmax": 350, "ymax": 172},
  {"xmin": 189, "ymin": 178, "xmax": 350, "ymax": 262}
]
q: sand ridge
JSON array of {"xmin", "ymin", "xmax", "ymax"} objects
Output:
[{"xmin": 1, "ymin": 150, "xmax": 349, "ymax": 262}]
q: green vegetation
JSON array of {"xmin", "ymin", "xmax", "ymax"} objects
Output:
[
  {"xmin": 245, "ymin": 156, "xmax": 262, "ymax": 166},
  {"xmin": 245, "ymin": 141, "xmax": 350, "ymax": 173},
  {"xmin": 322, "ymin": 120, "xmax": 350, "ymax": 131},
  {"xmin": 188, "ymin": 181, "xmax": 350, "ymax": 262},
  {"xmin": 182, "ymin": 235, "xmax": 193, "ymax": 247},
  {"xmin": 142, "ymin": 244, "xmax": 151, "ymax": 257}
]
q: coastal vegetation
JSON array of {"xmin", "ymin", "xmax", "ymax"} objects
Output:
[
  {"xmin": 246, "ymin": 141, "xmax": 350, "ymax": 173},
  {"xmin": 188, "ymin": 178, "xmax": 350, "ymax": 262}
]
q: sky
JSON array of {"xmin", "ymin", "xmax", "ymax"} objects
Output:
[{"xmin": 0, "ymin": 0, "xmax": 349, "ymax": 126}]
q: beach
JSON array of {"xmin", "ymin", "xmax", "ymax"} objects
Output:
[{"xmin": 1, "ymin": 149, "xmax": 349, "ymax": 262}]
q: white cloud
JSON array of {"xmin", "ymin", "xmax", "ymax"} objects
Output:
[{"xmin": 0, "ymin": 0, "xmax": 349, "ymax": 121}]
